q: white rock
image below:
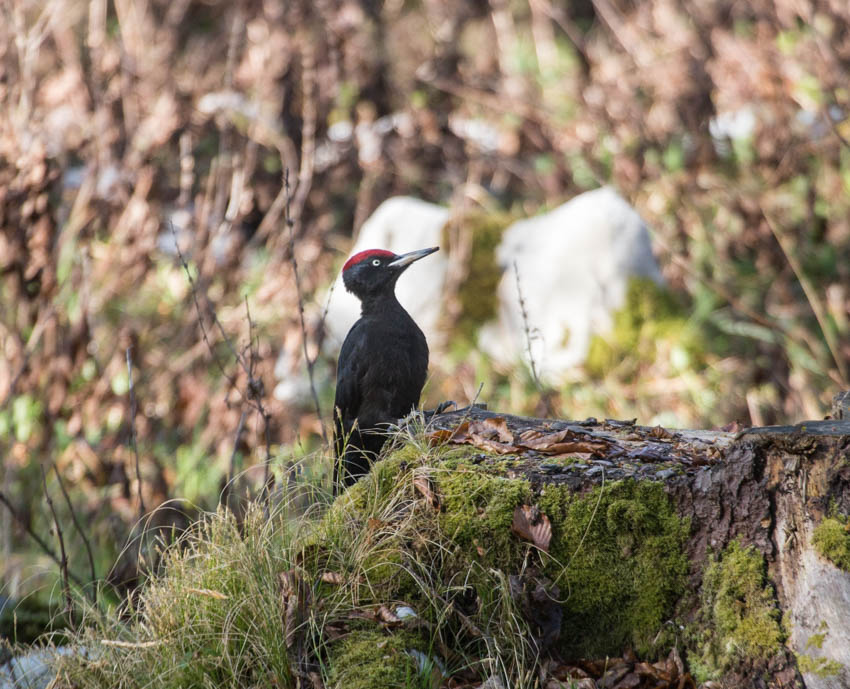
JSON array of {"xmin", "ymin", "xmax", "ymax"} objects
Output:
[{"xmin": 477, "ymin": 186, "xmax": 662, "ymax": 383}]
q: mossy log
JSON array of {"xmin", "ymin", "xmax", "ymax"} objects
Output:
[{"xmin": 424, "ymin": 405, "xmax": 850, "ymax": 689}]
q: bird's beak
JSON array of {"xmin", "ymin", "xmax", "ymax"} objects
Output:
[{"xmin": 388, "ymin": 246, "xmax": 439, "ymax": 269}]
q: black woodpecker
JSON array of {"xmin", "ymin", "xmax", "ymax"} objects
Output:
[{"xmin": 333, "ymin": 246, "xmax": 439, "ymax": 491}]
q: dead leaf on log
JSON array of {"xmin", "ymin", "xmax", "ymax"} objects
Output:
[
  {"xmin": 518, "ymin": 428, "xmax": 609, "ymax": 455},
  {"xmin": 414, "ymin": 474, "xmax": 440, "ymax": 509},
  {"xmin": 648, "ymin": 425, "xmax": 677, "ymax": 440},
  {"xmin": 511, "ymin": 505, "xmax": 552, "ymax": 552},
  {"xmin": 428, "ymin": 421, "xmax": 470, "ymax": 446},
  {"xmin": 479, "ymin": 416, "xmax": 514, "ymax": 443}
]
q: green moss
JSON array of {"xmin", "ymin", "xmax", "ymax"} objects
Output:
[
  {"xmin": 326, "ymin": 630, "xmax": 428, "ymax": 689},
  {"xmin": 812, "ymin": 516, "xmax": 850, "ymax": 571},
  {"xmin": 538, "ymin": 480, "xmax": 690, "ymax": 657},
  {"xmin": 796, "ymin": 653, "xmax": 843, "ymax": 678},
  {"xmin": 691, "ymin": 540, "xmax": 785, "ymax": 680},
  {"xmin": 434, "ymin": 460, "xmax": 532, "ymax": 565},
  {"xmin": 585, "ymin": 277, "xmax": 704, "ymax": 379},
  {"xmin": 442, "ymin": 211, "xmax": 512, "ymax": 344}
]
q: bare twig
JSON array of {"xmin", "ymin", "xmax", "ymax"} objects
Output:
[
  {"xmin": 285, "ymin": 167, "xmax": 328, "ymax": 445},
  {"xmin": 171, "ymin": 223, "xmax": 277, "ymax": 503},
  {"xmin": 41, "ymin": 466, "xmax": 74, "ymax": 622},
  {"xmin": 170, "ymin": 223, "xmax": 242, "ymax": 394},
  {"xmin": 52, "ymin": 464, "xmax": 97, "ymax": 593},
  {"xmin": 513, "ymin": 261, "xmax": 556, "ymax": 417},
  {"xmin": 0, "ymin": 491, "xmax": 85, "ymax": 589},
  {"xmin": 126, "ymin": 347, "xmax": 146, "ymax": 517}
]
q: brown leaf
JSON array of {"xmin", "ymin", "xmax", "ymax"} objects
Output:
[
  {"xmin": 479, "ymin": 416, "xmax": 514, "ymax": 443},
  {"xmin": 668, "ymin": 646, "xmax": 685, "ymax": 679},
  {"xmin": 427, "ymin": 421, "xmax": 470, "ymax": 446},
  {"xmin": 468, "ymin": 435, "xmax": 518, "ymax": 454},
  {"xmin": 376, "ymin": 605, "xmax": 402, "ymax": 626},
  {"xmin": 648, "ymin": 425, "xmax": 676, "ymax": 439},
  {"xmin": 518, "ymin": 429, "xmax": 608, "ymax": 455},
  {"xmin": 414, "ymin": 474, "xmax": 440, "ymax": 509},
  {"xmin": 511, "ymin": 505, "xmax": 552, "ymax": 552}
]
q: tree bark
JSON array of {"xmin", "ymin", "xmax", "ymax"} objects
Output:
[{"xmin": 428, "ymin": 405, "xmax": 850, "ymax": 689}]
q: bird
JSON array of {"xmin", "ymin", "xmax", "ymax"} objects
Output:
[{"xmin": 333, "ymin": 246, "xmax": 439, "ymax": 491}]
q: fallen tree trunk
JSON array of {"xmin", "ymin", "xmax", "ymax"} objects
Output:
[{"xmin": 426, "ymin": 405, "xmax": 850, "ymax": 689}]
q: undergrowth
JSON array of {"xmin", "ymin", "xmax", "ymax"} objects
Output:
[{"xmin": 49, "ymin": 426, "xmax": 689, "ymax": 688}]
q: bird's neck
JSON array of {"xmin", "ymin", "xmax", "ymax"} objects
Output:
[{"xmin": 359, "ymin": 291, "xmax": 405, "ymax": 318}]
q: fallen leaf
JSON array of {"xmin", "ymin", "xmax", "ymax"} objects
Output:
[
  {"xmin": 518, "ymin": 429, "xmax": 608, "ymax": 455},
  {"xmin": 648, "ymin": 425, "xmax": 676, "ymax": 439},
  {"xmin": 468, "ymin": 434, "xmax": 518, "ymax": 454},
  {"xmin": 427, "ymin": 421, "xmax": 470, "ymax": 446},
  {"xmin": 480, "ymin": 416, "xmax": 514, "ymax": 443},
  {"xmin": 376, "ymin": 604, "xmax": 402, "ymax": 625},
  {"xmin": 414, "ymin": 474, "xmax": 440, "ymax": 509},
  {"xmin": 511, "ymin": 505, "xmax": 552, "ymax": 552}
]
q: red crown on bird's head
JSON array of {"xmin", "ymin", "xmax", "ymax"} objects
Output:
[{"xmin": 342, "ymin": 249, "xmax": 395, "ymax": 272}]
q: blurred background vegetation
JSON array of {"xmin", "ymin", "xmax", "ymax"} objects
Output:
[{"xmin": 1, "ymin": 0, "xmax": 849, "ymax": 633}]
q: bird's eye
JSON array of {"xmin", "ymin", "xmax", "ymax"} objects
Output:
[{"xmin": 371, "ymin": 259, "xmax": 381, "ymax": 266}]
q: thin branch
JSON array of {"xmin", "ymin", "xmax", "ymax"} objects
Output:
[
  {"xmin": 0, "ymin": 491, "xmax": 85, "ymax": 589},
  {"xmin": 126, "ymin": 347, "xmax": 146, "ymax": 517},
  {"xmin": 171, "ymin": 223, "xmax": 277, "ymax": 503},
  {"xmin": 285, "ymin": 167, "xmax": 328, "ymax": 445},
  {"xmin": 41, "ymin": 466, "xmax": 74, "ymax": 622},
  {"xmin": 52, "ymin": 464, "xmax": 97, "ymax": 592},
  {"xmin": 513, "ymin": 261, "xmax": 556, "ymax": 417},
  {"xmin": 170, "ymin": 222, "xmax": 243, "ymax": 395}
]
